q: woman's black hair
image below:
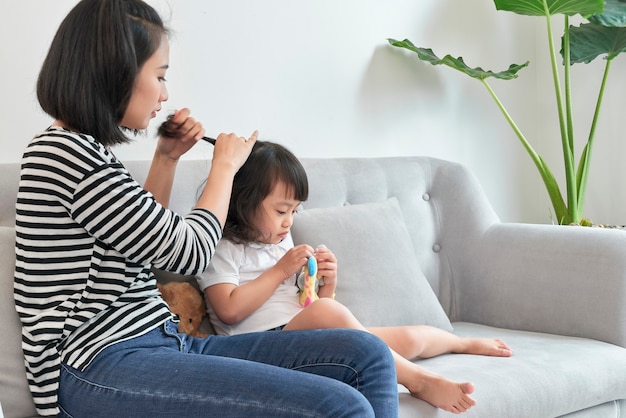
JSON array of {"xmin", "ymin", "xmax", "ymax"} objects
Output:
[
  {"xmin": 37, "ymin": 0, "xmax": 168, "ymax": 146},
  {"xmin": 224, "ymin": 141, "xmax": 309, "ymax": 244}
]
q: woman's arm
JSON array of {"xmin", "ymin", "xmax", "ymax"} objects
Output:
[
  {"xmin": 194, "ymin": 130, "xmax": 257, "ymax": 226},
  {"xmin": 143, "ymin": 108, "xmax": 257, "ymax": 219},
  {"xmin": 144, "ymin": 108, "xmax": 204, "ymax": 207},
  {"xmin": 144, "ymin": 151, "xmax": 178, "ymax": 208}
]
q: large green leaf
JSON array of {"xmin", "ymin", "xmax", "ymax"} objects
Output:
[
  {"xmin": 589, "ymin": 0, "xmax": 626, "ymax": 27},
  {"xmin": 494, "ymin": 0, "xmax": 604, "ymax": 18},
  {"xmin": 387, "ymin": 39, "xmax": 529, "ymax": 80},
  {"xmin": 568, "ymin": 23, "xmax": 626, "ymax": 62}
]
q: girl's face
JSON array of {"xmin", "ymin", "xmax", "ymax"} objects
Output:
[
  {"xmin": 120, "ymin": 34, "xmax": 169, "ymax": 130},
  {"xmin": 255, "ymin": 181, "xmax": 302, "ymax": 244}
]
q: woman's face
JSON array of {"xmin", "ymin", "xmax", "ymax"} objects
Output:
[{"xmin": 121, "ymin": 34, "xmax": 169, "ymax": 130}]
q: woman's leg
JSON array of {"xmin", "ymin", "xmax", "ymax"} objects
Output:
[{"xmin": 58, "ymin": 321, "xmax": 398, "ymax": 418}]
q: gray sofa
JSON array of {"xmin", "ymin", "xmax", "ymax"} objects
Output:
[{"xmin": 1, "ymin": 156, "xmax": 625, "ymax": 418}]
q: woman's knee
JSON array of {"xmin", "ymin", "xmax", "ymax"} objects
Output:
[{"xmin": 337, "ymin": 329, "xmax": 394, "ymax": 366}]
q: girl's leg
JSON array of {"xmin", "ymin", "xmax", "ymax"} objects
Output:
[
  {"xmin": 284, "ymin": 299, "xmax": 482, "ymax": 414},
  {"xmin": 286, "ymin": 300, "xmax": 512, "ymax": 359},
  {"xmin": 58, "ymin": 321, "xmax": 398, "ymax": 418},
  {"xmin": 283, "ymin": 298, "xmax": 364, "ymax": 330},
  {"xmin": 367, "ymin": 325, "xmax": 513, "ymax": 359}
]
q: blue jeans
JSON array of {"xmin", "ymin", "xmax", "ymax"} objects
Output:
[{"xmin": 58, "ymin": 320, "xmax": 398, "ymax": 417}]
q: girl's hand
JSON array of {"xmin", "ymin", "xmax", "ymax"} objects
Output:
[
  {"xmin": 315, "ymin": 246, "xmax": 337, "ymax": 285},
  {"xmin": 273, "ymin": 244, "xmax": 314, "ymax": 282},
  {"xmin": 156, "ymin": 108, "xmax": 205, "ymax": 160}
]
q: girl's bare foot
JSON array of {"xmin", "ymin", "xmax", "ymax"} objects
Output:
[
  {"xmin": 407, "ymin": 372, "xmax": 476, "ymax": 414},
  {"xmin": 457, "ymin": 338, "xmax": 513, "ymax": 357}
]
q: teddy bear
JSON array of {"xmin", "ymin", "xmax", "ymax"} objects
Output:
[{"xmin": 157, "ymin": 281, "xmax": 209, "ymax": 338}]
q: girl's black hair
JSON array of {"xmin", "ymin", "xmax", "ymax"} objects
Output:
[
  {"xmin": 224, "ymin": 141, "xmax": 308, "ymax": 244},
  {"xmin": 37, "ymin": 0, "xmax": 168, "ymax": 146}
]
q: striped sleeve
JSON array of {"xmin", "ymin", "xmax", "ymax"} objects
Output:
[{"xmin": 70, "ymin": 161, "xmax": 222, "ymax": 275}]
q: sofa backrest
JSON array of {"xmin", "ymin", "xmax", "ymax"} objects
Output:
[
  {"xmin": 0, "ymin": 156, "xmax": 500, "ymax": 316},
  {"xmin": 118, "ymin": 157, "xmax": 501, "ymax": 316}
]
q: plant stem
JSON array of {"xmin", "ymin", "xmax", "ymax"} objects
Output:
[
  {"xmin": 561, "ymin": 15, "xmax": 579, "ymax": 223},
  {"xmin": 563, "ymin": 16, "xmax": 575, "ymax": 162},
  {"xmin": 481, "ymin": 80, "xmax": 537, "ymax": 161},
  {"xmin": 576, "ymin": 59, "xmax": 612, "ymax": 214},
  {"xmin": 543, "ymin": 4, "xmax": 577, "ymax": 223},
  {"xmin": 588, "ymin": 59, "xmax": 611, "ymax": 159},
  {"xmin": 481, "ymin": 78, "xmax": 567, "ymax": 222}
]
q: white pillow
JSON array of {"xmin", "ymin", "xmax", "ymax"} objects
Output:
[{"xmin": 291, "ymin": 198, "xmax": 452, "ymax": 331}]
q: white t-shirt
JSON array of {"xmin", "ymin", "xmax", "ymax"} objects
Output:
[{"xmin": 197, "ymin": 234, "xmax": 303, "ymax": 335}]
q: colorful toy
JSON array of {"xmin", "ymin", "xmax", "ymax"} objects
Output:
[{"xmin": 298, "ymin": 256, "xmax": 319, "ymax": 307}]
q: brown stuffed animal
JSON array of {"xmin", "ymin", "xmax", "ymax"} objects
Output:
[{"xmin": 157, "ymin": 281, "xmax": 208, "ymax": 338}]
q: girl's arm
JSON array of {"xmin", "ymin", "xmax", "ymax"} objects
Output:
[
  {"xmin": 204, "ymin": 269, "xmax": 285, "ymax": 325},
  {"xmin": 205, "ymin": 244, "xmax": 314, "ymax": 325}
]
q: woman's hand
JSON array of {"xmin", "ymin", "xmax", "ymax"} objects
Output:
[
  {"xmin": 156, "ymin": 108, "xmax": 205, "ymax": 161},
  {"xmin": 212, "ymin": 130, "xmax": 259, "ymax": 173}
]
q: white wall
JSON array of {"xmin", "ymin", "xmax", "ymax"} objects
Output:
[{"xmin": 2, "ymin": 0, "xmax": 625, "ymax": 225}]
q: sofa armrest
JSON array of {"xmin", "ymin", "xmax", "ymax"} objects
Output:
[{"xmin": 455, "ymin": 223, "xmax": 626, "ymax": 348}]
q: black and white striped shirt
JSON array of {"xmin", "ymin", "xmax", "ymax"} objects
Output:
[{"xmin": 14, "ymin": 127, "xmax": 222, "ymax": 416}]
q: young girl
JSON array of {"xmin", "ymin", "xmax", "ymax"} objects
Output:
[
  {"xmin": 198, "ymin": 140, "xmax": 514, "ymax": 415},
  {"xmin": 15, "ymin": 1, "xmax": 398, "ymax": 416}
]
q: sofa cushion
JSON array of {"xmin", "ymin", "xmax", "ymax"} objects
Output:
[
  {"xmin": 398, "ymin": 322, "xmax": 626, "ymax": 417},
  {"xmin": 0, "ymin": 227, "xmax": 38, "ymax": 418},
  {"xmin": 291, "ymin": 198, "xmax": 452, "ymax": 331}
]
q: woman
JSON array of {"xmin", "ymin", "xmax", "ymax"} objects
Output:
[{"xmin": 14, "ymin": 1, "xmax": 398, "ymax": 416}]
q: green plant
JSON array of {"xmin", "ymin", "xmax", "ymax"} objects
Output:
[{"xmin": 389, "ymin": 0, "xmax": 626, "ymax": 225}]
